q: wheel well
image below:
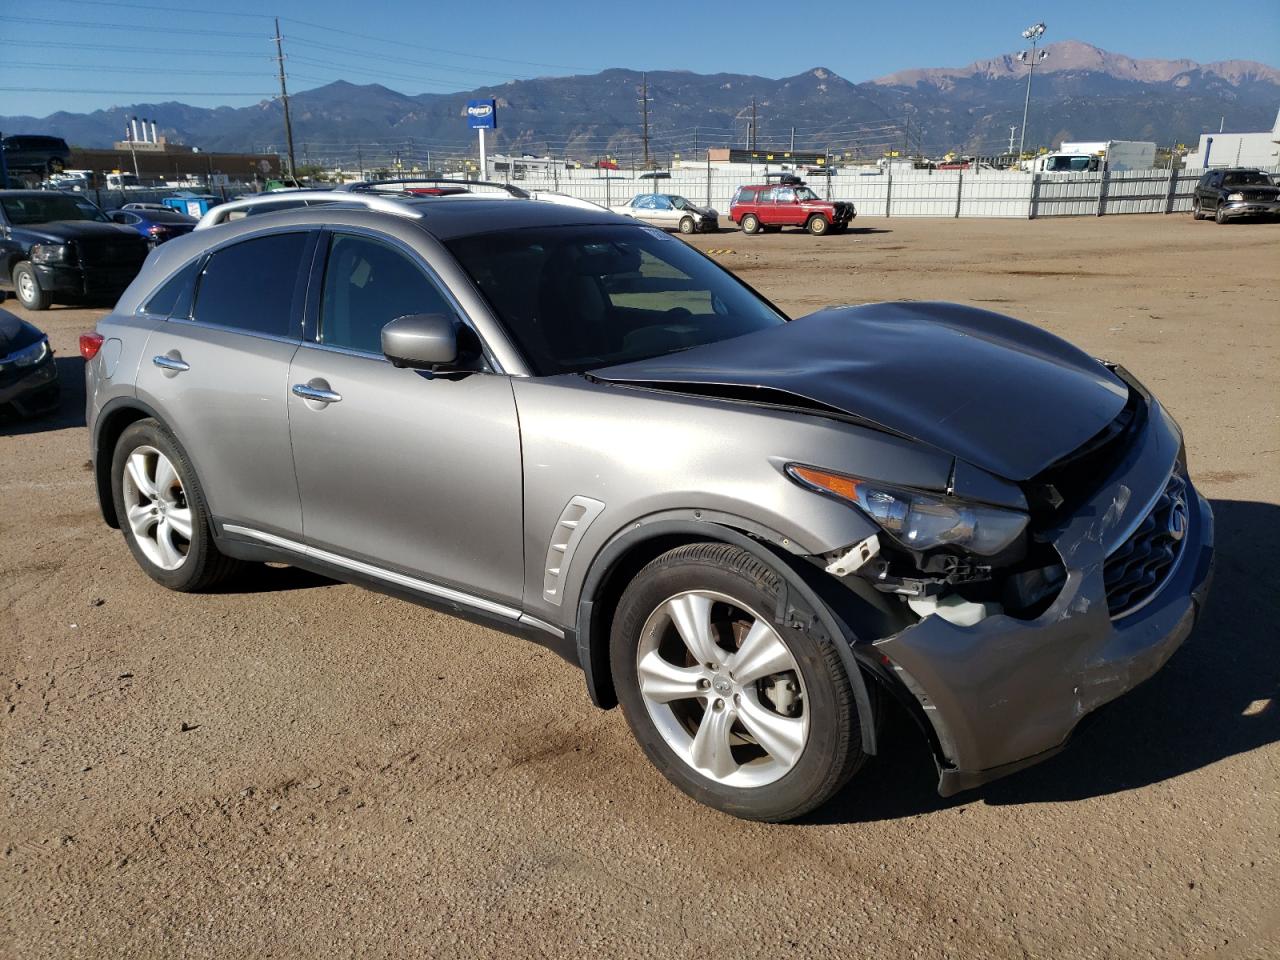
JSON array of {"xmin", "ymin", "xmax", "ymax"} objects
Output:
[
  {"xmin": 582, "ymin": 532, "xmax": 728, "ymax": 709},
  {"xmin": 94, "ymin": 404, "xmax": 153, "ymax": 528}
]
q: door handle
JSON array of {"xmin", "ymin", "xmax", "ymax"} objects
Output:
[
  {"xmin": 152, "ymin": 355, "xmax": 190, "ymax": 372},
  {"xmin": 292, "ymin": 383, "xmax": 342, "ymax": 404}
]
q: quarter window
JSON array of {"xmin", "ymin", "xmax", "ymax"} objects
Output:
[
  {"xmin": 143, "ymin": 259, "xmax": 200, "ymax": 319},
  {"xmin": 193, "ymin": 232, "xmax": 309, "ymax": 337},
  {"xmin": 319, "ymin": 233, "xmax": 458, "ymax": 355}
]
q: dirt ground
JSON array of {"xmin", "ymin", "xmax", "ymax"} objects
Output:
[{"xmin": 2, "ymin": 214, "xmax": 1278, "ymax": 959}]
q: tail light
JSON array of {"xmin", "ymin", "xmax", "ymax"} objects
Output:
[{"xmin": 80, "ymin": 333, "xmax": 104, "ymax": 360}]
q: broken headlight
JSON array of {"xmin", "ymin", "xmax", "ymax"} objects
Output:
[{"xmin": 787, "ymin": 464, "xmax": 1028, "ymax": 557}]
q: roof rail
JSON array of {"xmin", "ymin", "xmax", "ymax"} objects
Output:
[
  {"xmin": 339, "ymin": 177, "xmax": 532, "ymax": 199},
  {"xmin": 193, "ymin": 190, "xmax": 425, "ymax": 231}
]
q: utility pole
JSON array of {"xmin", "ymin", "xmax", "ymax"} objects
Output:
[
  {"xmin": 357, "ymin": 144, "xmax": 364, "ymax": 180},
  {"xmin": 1016, "ymin": 22, "xmax": 1048, "ymax": 160},
  {"xmin": 750, "ymin": 97, "xmax": 758, "ymax": 150},
  {"xmin": 693, "ymin": 126, "xmax": 698, "ymax": 158},
  {"xmin": 272, "ymin": 17, "xmax": 297, "ymax": 180},
  {"xmin": 638, "ymin": 72, "xmax": 651, "ymax": 169},
  {"xmin": 1008, "ymin": 125, "xmax": 1017, "ymax": 156},
  {"xmin": 790, "ymin": 126, "xmax": 795, "ymax": 152},
  {"xmin": 903, "ymin": 114, "xmax": 909, "ymax": 157}
]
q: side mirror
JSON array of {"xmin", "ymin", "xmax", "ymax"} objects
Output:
[{"xmin": 381, "ymin": 313, "xmax": 459, "ymax": 370}]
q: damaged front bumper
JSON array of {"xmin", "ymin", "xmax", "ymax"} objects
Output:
[{"xmin": 872, "ymin": 396, "xmax": 1215, "ymax": 797}]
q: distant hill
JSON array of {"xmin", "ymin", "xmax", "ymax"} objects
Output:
[{"xmin": 2, "ymin": 41, "xmax": 1276, "ymax": 165}]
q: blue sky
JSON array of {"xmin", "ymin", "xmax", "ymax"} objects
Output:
[{"xmin": 1, "ymin": 0, "xmax": 1277, "ymax": 117}]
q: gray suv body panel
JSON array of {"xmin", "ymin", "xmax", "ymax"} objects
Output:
[{"xmin": 85, "ymin": 197, "xmax": 1214, "ymax": 798}]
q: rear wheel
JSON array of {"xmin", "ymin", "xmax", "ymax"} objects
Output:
[
  {"xmin": 13, "ymin": 263, "xmax": 51, "ymax": 310},
  {"xmin": 1192, "ymin": 197, "xmax": 1205, "ymax": 220},
  {"xmin": 610, "ymin": 542, "xmax": 869, "ymax": 822},
  {"xmin": 679, "ymin": 216, "xmax": 695, "ymax": 235},
  {"xmin": 740, "ymin": 213, "xmax": 760, "ymax": 234},
  {"xmin": 807, "ymin": 215, "xmax": 830, "ymax": 236},
  {"xmin": 111, "ymin": 419, "xmax": 242, "ymax": 591}
]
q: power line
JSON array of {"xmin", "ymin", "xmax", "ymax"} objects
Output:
[
  {"xmin": 0, "ymin": 39, "xmax": 267, "ymax": 58},
  {"xmin": 0, "ymin": 14, "xmax": 266, "ymax": 38}
]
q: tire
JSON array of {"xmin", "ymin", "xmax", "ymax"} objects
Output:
[
  {"xmin": 807, "ymin": 215, "xmax": 830, "ymax": 236},
  {"xmin": 110, "ymin": 418, "xmax": 242, "ymax": 592},
  {"xmin": 740, "ymin": 213, "xmax": 760, "ymax": 234},
  {"xmin": 12, "ymin": 263, "xmax": 52, "ymax": 311},
  {"xmin": 610, "ymin": 542, "xmax": 870, "ymax": 822},
  {"xmin": 678, "ymin": 216, "xmax": 695, "ymax": 235},
  {"xmin": 1192, "ymin": 198, "xmax": 1205, "ymax": 220},
  {"xmin": 1215, "ymin": 205, "xmax": 1228, "ymax": 225}
]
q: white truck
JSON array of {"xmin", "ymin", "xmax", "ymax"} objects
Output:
[{"xmin": 1058, "ymin": 140, "xmax": 1157, "ymax": 171}]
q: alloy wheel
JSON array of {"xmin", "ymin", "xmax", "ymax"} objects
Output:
[
  {"xmin": 636, "ymin": 590, "xmax": 809, "ymax": 788},
  {"xmin": 121, "ymin": 445, "xmax": 193, "ymax": 570}
]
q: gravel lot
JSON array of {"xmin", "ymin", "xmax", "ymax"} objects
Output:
[{"xmin": 3, "ymin": 214, "xmax": 1278, "ymax": 959}]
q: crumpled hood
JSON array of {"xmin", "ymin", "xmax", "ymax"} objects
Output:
[
  {"xmin": 591, "ymin": 301, "xmax": 1130, "ymax": 481},
  {"xmin": 0, "ymin": 309, "xmax": 43, "ymax": 357}
]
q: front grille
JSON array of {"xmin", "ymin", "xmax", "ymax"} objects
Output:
[
  {"xmin": 1104, "ymin": 474, "xmax": 1189, "ymax": 619},
  {"xmin": 1242, "ymin": 190, "xmax": 1276, "ymax": 202},
  {"xmin": 76, "ymin": 236, "xmax": 146, "ymax": 266}
]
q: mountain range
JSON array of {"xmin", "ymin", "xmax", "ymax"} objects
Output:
[{"xmin": 2, "ymin": 41, "xmax": 1277, "ymax": 163}]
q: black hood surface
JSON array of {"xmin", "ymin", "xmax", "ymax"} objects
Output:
[
  {"xmin": 0, "ymin": 309, "xmax": 44, "ymax": 357},
  {"xmin": 592, "ymin": 302, "xmax": 1130, "ymax": 481},
  {"xmin": 14, "ymin": 221, "xmax": 140, "ymax": 244}
]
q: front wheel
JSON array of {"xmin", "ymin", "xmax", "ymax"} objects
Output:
[
  {"xmin": 13, "ymin": 263, "xmax": 51, "ymax": 310},
  {"xmin": 740, "ymin": 214, "xmax": 760, "ymax": 234},
  {"xmin": 111, "ymin": 418, "xmax": 242, "ymax": 591},
  {"xmin": 807, "ymin": 215, "xmax": 830, "ymax": 236},
  {"xmin": 610, "ymin": 542, "xmax": 869, "ymax": 821},
  {"xmin": 678, "ymin": 216, "xmax": 695, "ymax": 235},
  {"xmin": 1215, "ymin": 205, "xmax": 1229, "ymax": 225}
]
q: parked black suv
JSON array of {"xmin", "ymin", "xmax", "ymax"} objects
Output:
[
  {"xmin": 1191, "ymin": 168, "xmax": 1280, "ymax": 224},
  {"xmin": 0, "ymin": 191, "xmax": 149, "ymax": 310},
  {"xmin": 1, "ymin": 135, "xmax": 72, "ymax": 186}
]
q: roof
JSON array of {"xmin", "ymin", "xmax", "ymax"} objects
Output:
[{"xmin": 410, "ymin": 197, "xmax": 626, "ymax": 239}]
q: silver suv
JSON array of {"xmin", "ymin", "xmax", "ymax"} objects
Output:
[{"xmin": 83, "ymin": 193, "xmax": 1214, "ymax": 821}]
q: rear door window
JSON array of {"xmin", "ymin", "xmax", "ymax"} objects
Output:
[{"xmin": 192, "ymin": 232, "xmax": 309, "ymax": 338}]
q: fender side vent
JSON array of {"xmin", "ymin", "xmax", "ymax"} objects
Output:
[{"xmin": 542, "ymin": 496, "xmax": 605, "ymax": 605}]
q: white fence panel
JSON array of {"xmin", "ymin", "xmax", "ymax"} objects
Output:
[{"xmin": 479, "ymin": 164, "xmax": 1279, "ymax": 220}]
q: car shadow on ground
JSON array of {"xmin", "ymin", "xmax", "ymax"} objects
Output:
[
  {"xmin": 810, "ymin": 497, "xmax": 1279, "ymax": 824},
  {"xmin": 844, "ymin": 227, "xmax": 892, "ymax": 235},
  {"xmin": 0, "ymin": 355, "xmax": 86, "ymax": 436},
  {"xmin": 224, "ymin": 563, "xmax": 336, "ymax": 594}
]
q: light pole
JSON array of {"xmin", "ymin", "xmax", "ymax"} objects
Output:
[{"xmin": 1016, "ymin": 22, "xmax": 1048, "ymax": 161}]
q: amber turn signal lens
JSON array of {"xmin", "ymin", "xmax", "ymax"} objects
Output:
[{"xmin": 789, "ymin": 465, "xmax": 861, "ymax": 502}]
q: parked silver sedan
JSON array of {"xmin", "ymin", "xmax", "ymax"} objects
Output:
[{"xmin": 611, "ymin": 193, "xmax": 719, "ymax": 233}]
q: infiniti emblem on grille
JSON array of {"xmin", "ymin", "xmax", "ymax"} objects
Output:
[{"xmin": 1167, "ymin": 495, "xmax": 1188, "ymax": 542}]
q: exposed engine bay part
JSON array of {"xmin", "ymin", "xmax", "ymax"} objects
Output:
[
  {"xmin": 908, "ymin": 594, "xmax": 1002, "ymax": 627},
  {"xmin": 822, "ymin": 533, "xmax": 880, "ymax": 577}
]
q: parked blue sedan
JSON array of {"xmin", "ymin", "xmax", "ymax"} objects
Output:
[{"xmin": 106, "ymin": 206, "xmax": 198, "ymax": 244}]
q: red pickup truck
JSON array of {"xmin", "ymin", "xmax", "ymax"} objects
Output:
[{"xmin": 729, "ymin": 180, "xmax": 855, "ymax": 235}]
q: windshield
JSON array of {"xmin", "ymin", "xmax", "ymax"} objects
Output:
[
  {"xmin": 0, "ymin": 193, "xmax": 108, "ymax": 224},
  {"xmin": 1223, "ymin": 171, "xmax": 1270, "ymax": 187},
  {"xmin": 446, "ymin": 224, "xmax": 786, "ymax": 376},
  {"xmin": 794, "ymin": 187, "xmax": 820, "ymax": 201},
  {"xmin": 669, "ymin": 196, "xmax": 692, "ymax": 209}
]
